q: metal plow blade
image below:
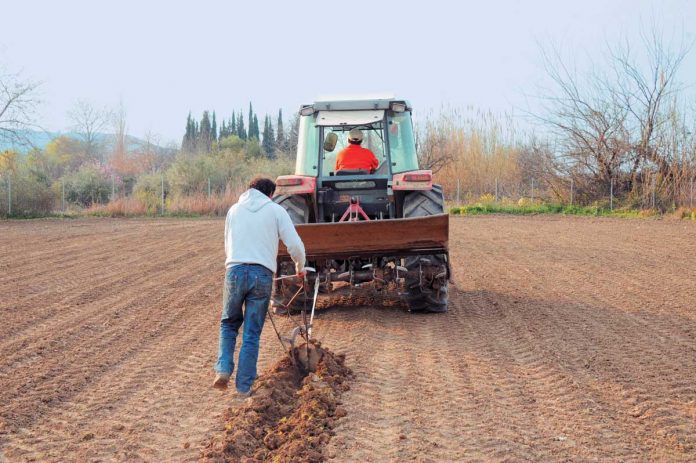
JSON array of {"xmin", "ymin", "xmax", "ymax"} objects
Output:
[{"xmin": 279, "ymin": 214, "xmax": 449, "ymax": 260}]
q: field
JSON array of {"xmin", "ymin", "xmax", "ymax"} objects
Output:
[{"xmin": 1, "ymin": 216, "xmax": 696, "ymax": 462}]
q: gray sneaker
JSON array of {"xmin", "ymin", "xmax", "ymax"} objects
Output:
[
  {"xmin": 212, "ymin": 373, "xmax": 230, "ymax": 390},
  {"xmin": 236, "ymin": 389, "xmax": 252, "ymax": 398}
]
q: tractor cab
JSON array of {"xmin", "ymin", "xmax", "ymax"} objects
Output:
[{"xmin": 279, "ymin": 97, "xmax": 425, "ymax": 222}]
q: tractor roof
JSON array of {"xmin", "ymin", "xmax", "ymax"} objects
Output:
[{"xmin": 300, "ymin": 94, "xmax": 412, "ymax": 112}]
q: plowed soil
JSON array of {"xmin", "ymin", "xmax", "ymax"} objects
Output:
[
  {"xmin": 1, "ymin": 216, "xmax": 695, "ymax": 462},
  {"xmin": 200, "ymin": 342, "xmax": 352, "ymax": 463}
]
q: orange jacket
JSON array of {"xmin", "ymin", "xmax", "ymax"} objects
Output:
[{"xmin": 335, "ymin": 144, "xmax": 379, "ymax": 172}]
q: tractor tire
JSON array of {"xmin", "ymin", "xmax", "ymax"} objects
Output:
[
  {"xmin": 403, "ymin": 185, "xmax": 449, "ymax": 313},
  {"xmin": 274, "ymin": 194, "xmax": 310, "ymax": 224},
  {"xmin": 272, "ymin": 194, "xmax": 310, "ymax": 312}
]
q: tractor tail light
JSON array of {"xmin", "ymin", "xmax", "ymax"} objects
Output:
[
  {"xmin": 392, "ymin": 170, "xmax": 434, "ymax": 191},
  {"xmin": 276, "ymin": 177, "xmax": 303, "ymax": 186},
  {"xmin": 274, "ymin": 175, "xmax": 316, "ymax": 195},
  {"xmin": 403, "ymin": 172, "xmax": 432, "ymax": 182}
]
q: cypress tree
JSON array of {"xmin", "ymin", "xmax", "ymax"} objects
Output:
[
  {"xmin": 194, "ymin": 120, "xmax": 200, "ymax": 152},
  {"xmin": 262, "ymin": 115, "xmax": 275, "ymax": 158},
  {"xmin": 230, "ymin": 111, "xmax": 236, "ymax": 137},
  {"xmin": 276, "ymin": 108, "xmax": 286, "ymax": 152},
  {"xmin": 287, "ymin": 114, "xmax": 300, "ymax": 153},
  {"xmin": 220, "ymin": 120, "xmax": 227, "ymax": 139},
  {"xmin": 248, "ymin": 103, "xmax": 253, "ymax": 139},
  {"xmin": 211, "ymin": 111, "xmax": 217, "ymax": 142},
  {"xmin": 182, "ymin": 112, "xmax": 193, "ymax": 152},
  {"xmin": 199, "ymin": 111, "xmax": 212, "ymax": 152},
  {"xmin": 252, "ymin": 114, "xmax": 259, "ymax": 140},
  {"xmin": 237, "ymin": 113, "xmax": 246, "ymax": 140}
]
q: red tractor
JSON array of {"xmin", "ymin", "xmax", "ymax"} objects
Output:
[{"xmin": 272, "ymin": 96, "xmax": 449, "ymax": 313}]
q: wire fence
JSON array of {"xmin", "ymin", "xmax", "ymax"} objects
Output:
[
  {"xmin": 2, "ymin": 173, "xmax": 696, "ymax": 217},
  {"xmin": 0, "ymin": 173, "xmax": 246, "ymax": 217},
  {"xmin": 444, "ymin": 176, "xmax": 696, "ymax": 211}
]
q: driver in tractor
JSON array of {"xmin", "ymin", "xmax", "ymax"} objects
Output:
[{"xmin": 335, "ymin": 128, "xmax": 379, "ymax": 173}]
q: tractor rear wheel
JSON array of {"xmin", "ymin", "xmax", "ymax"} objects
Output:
[
  {"xmin": 274, "ymin": 194, "xmax": 310, "ymax": 224},
  {"xmin": 402, "ymin": 185, "xmax": 449, "ymax": 313},
  {"xmin": 272, "ymin": 194, "xmax": 310, "ymax": 313}
]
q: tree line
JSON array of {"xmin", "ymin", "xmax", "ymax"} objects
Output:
[
  {"xmin": 0, "ymin": 94, "xmax": 300, "ymax": 216},
  {"xmin": 181, "ymin": 103, "xmax": 294, "ymax": 158}
]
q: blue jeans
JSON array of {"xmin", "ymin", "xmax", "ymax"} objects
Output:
[{"xmin": 215, "ymin": 264, "xmax": 273, "ymax": 393}]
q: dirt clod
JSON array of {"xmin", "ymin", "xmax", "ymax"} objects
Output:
[{"xmin": 200, "ymin": 341, "xmax": 352, "ymax": 462}]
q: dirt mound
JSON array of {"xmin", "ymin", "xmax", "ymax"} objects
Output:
[{"xmin": 200, "ymin": 341, "xmax": 352, "ymax": 463}]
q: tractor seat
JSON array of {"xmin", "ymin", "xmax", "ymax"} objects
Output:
[{"xmin": 335, "ymin": 169, "xmax": 370, "ymax": 176}]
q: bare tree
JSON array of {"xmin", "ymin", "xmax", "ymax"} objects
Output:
[
  {"xmin": 536, "ymin": 44, "xmax": 631, "ymax": 194},
  {"xmin": 609, "ymin": 27, "xmax": 690, "ymax": 204},
  {"xmin": 68, "ymin": 99, "xmax": 110, "ymax": 162},
  {"xmin": 0, "ymin": 68, "xmax": 41, "ymax": 146},
  {"xmin": 415, "ymin": 120, "xmax": 454, "ymax": 174},
  {"xmin": 111, "ymin": 101, "xmax": 129, "ymax": 173},
  {"xmin": 535, "ymin": 23, "xmax": 692, "ymax": 205},
  {"xmin": 135, "ymin": 130, "xmax": 161, "ymax": 174}
]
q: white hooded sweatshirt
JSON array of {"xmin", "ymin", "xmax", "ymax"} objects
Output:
[{"xmin": 224, "ymin": 188, "xmax": 305, "ymax": 273}]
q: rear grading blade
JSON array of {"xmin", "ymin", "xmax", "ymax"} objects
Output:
[{"xmin": 279, "ymin": 213, "xmax": 449, "ymax": 260}]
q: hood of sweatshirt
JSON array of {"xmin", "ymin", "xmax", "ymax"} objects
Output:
[{"xmin": 237, "ymin": 188, "xmax": 273, "ymax": 212}]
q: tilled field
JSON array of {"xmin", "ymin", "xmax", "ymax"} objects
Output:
[{"xmin": 1, "ymin": 216, "xmax": 695, "ymax": 462}]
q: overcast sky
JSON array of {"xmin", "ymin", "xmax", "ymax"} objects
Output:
[{"xmin": 1, "ymin": 0, "xmax": 694, "ymax": 144}]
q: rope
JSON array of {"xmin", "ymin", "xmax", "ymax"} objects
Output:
[
  {"xmin": 266, "ymin": 286, "xmax": 303, "ymax": 352},
  {"xmin": 266, "ymin": 306, "xmax": 287, "ymax": 351}
]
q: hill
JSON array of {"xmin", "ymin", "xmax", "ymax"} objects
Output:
[{"xmin": 0, "ymin": 130, "xmax": 170, "ymax": 155}]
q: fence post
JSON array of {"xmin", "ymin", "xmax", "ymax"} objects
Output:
[
  {"xmin": 495, "ymin": 178, "xmax": 499, "ymax": 202},
  {"xmin": 7, "ymin": 175, "xmax": 11, "ymax": 216},
  {"xmin": 610, "ymin": 178, "xmax": 614, "ymax": 211},
  {"xmin": 651, "ymin": 176, "xmax": 656, "ymax": 209},
  {"xmin": 531, "ymin": 179, "xmax": 535, "ymax": 202},
  {"xmin": 456, "ymin": 179, "xmax": 460, "ymax": 204},
  {"xmin": 161, "ymin": 173, "xmax": 165, "ymax": 215},
  {"xmin": 570, "ymin": 178, "xmax": 574, "ymax": 206},
  {"xmin": 691, "ymin": 177, "xmax": 694, "ymax": 209},
  {"xmin": 61, "ymin": 178, "xmax": 65, "ymax": 212}
]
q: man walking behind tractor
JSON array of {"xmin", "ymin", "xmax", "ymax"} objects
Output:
[{"xmin": 213, "ymin": 177, "xmax": 306, "ymax": 396}]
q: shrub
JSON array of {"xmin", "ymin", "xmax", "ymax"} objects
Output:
[
  {"xmin": 62, "ymin": 164, "xmax": 112, "ymax": 206},
  {"xmin": 86, "ymin": 197, "xmax": 148, "ymax": 217},
  {"xmin": 0, "ymin": 169, "xmax": 56, "ymax": 217},
  {"xmin": 167, "ymin": 188, "xmax": 244, "ymax": 216},
  {"xmin": 133, "ymin": 173, "xmax": 166, "ymax": 214}
]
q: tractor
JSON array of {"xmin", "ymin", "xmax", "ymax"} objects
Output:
[{"xmin": 272, "ymin": 96, "xmax": 449, "ymax": 313}]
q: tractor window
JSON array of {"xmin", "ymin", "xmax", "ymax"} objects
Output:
[
  {"xmin": 321, "ymin": 124, "xmax": 386, "ymax": 177},
  {"xmin": 388, "ymin": 112, "xmax": 419, "ymax": 173},
  {"xmin": 295, "ymin": 115, "xmax": 320, "ymax": 176}
]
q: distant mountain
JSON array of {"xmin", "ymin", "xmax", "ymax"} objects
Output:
[
  {"xmin": 0, "ymin": 130, "xmax": 60, "ymax": 152},
  {"xmin": 0, "ymin": 130, "xmax": 168, "ymax": 155}
]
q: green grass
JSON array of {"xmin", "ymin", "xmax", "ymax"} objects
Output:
[
  {"xmin": 448, "ymin": 203, "xmax": 649, "ymax": 218},
  {"xmin": 0, "ymin": 211, "xmax": 81, "ymax": 220},
  {"xmin": 3, "ymin": 202, "xmax": 692, "ymax": 221}
]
